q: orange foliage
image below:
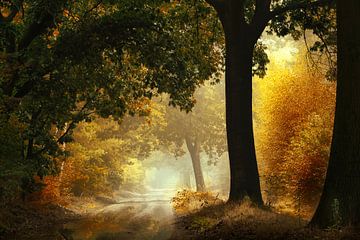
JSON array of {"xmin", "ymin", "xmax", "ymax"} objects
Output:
[
  {"xmin": 171, "ymin": 189, "xmax": 223, "ymax": 215},
  {"xmin": 38, "ymin": 176, "xmax": 61, "ymax": 201},
  {"xmin": 254, "ymin": 50, "xmax": 336, "ymax": 215}
]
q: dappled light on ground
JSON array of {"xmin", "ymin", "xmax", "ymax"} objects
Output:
[{"xmin": 60, "ymin": 186, "xmax": 177, "ymax": 240}]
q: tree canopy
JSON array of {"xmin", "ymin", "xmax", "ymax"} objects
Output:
[{"xmin": 0, "ymin": 0, "xmax": 224, "ymax": 198}]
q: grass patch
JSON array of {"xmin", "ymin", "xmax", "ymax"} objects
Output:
[{"xmin": 171, "ymin": 199, "xmax": 360, "ymax": 240}]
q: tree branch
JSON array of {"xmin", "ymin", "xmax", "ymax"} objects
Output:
[
  {"xmin": 205, "ymin": 0, "xmax": 226, "ymax": 13},
  {"xmin": 255, "ymin": 0, "xmax": 271, "ymax": 16},
  {"xmin": 18, "ymin": 0, "xmax": 68, "ymax": 50},
  {"xmin": 18, "ymin": 12, "xmax": 55, "ymax": 50},
  {"xmin": 251, "ymin": 0, "xmax": 271, "ymax": 36},
  {"xmin": 83, "ymin": 0, "xmax": 103, "ymax": 17},
  {"xmin": 268, "ymin": 0, "xmax": 335, "ymax": 20},
  {"xmin": 57, "ymin": 102, "xmax": 92, "ymax": 144},
  {"xmin": 57, "ymin": 121, "xmax": 76, "ymax": 144}
]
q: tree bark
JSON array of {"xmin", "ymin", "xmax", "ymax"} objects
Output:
[
  {"xmin": 224, "ymin": 32, "xmax": 263, "ymax": 204},
  {"xmin": 217, "ymin": 3, "xmax": 263, "ymax": 205},
  {"xmin": 185, "ymin": 136, "xmax": 206, "ymax": 192},
  {"xmin": 205, "ymin": 0, "xmax": 265, "ymax": 205},
  {"xmin": 310, "ymin": 0, "xmax": 360, "ymax": 228}
]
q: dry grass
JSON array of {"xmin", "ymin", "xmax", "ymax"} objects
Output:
[
  {"xmin": 170, "ymin": 199, "xmax": 360, "ymax": 240},
  {"xmin": 171, "ymin": 189, "xmax": 224, "ymax": 216}
]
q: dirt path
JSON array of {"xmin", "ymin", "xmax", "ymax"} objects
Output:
[
  {"xmin": 0, "ymin": 188, "xmax": 178, "ymax": 240},
  {"xmin": 61, "ymin": 188, "xmax": 177, "ymax": 240}
]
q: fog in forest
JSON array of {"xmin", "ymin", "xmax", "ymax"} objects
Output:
[
  {"xmin": 0, "ymin": 1, "xmax": 346, "ymax": 236},
  {"xmin": 4, "ymin": 0, "xmax": 356, "ymax": 238}
]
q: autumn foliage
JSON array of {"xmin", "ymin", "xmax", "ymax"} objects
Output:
[
  {"xmin": 254, "ymin": 50, "xmax": 336, "ymax": 215},
  {"xmin": 171, "ymin": 189, "xmax": 223, "ymax": 215}
]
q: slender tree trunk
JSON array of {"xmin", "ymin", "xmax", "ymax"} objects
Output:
[
  {"xmin": 182, "ymin": 169, "xmax": 192, "ymax": 189},
  {"xmin": 310, "ymin": 0, "xmax": 360, "ymax": 227},
  {"xmin": 185, "ymin": 136, "xmax": 206, "ymax": 192}
]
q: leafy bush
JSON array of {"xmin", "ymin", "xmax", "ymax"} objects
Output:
[{"xmin": 171, "ymin": 189, "xmax": 223, "ymax": 215}]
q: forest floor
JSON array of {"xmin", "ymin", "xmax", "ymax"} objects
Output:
[
  {"xmin": 170, "ymin": 201, "xmax": 360, "ymax": 240},
  {"xmin": 0, "ymin": 197, "xmax": 108, "ymax": 240},
  {"xmin": 0, "ymin": 192, "xmax": 175, "ymax": 240},
  {"xmin": 0, "ymin": 201, "xmax": 78, "ymax": 240},
  {"xmin": 2, "ymin": 196, "xmax": 360, "ymax": 240}
]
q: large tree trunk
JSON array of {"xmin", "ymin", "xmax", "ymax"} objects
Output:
[
  {"xmin": 225, "ymin": 34, "xmax": 263, "ymax": 204},
  {"xmin": 310, "ymin": 0, "xmax": 360, "ymax": 228},
  {"xmin": 205, "ymin": 0, "xmax": 271, "ymax": 205},
  {"xmin": 221, "ymin": 8, "xmax": 263, "ymax": 205},
  {"xmin": 185, "ymin": 137, "xmax": 206, "ymax": 192}
]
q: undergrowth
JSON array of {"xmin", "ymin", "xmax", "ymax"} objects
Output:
[
  {"xmin": 171, "ymin": 198, "xmax": 360, "ymax": 240},
  {"xmin": 171, "ymin": 189, "xmax": 223, "ymax": 215}
]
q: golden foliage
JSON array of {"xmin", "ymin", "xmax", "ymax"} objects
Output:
[
  {"xmin": 254, "ymin": 50, "xmax": 336, "ymax": 214},
  {"xmin": 57, "ymin": 113, "xmax": 163, "ymax": 197},
  {"xmin": 171, "ymin": 189, "xmax": 223, "ymax": 215}
]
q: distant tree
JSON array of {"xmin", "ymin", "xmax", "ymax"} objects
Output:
[
  {"xmin": 204, "ymin": 0, "xmax": 335, "ymax": 203},
  {"xmin": 160, "ymin": 83, "xmax": 227, "ymax": 192},
  {"xmin": 310, "ymin": 0, "xmax": 360, "ymax": 228},
  {"xmin": 61, "ymin": 113, "xmax": 161, "ymax": 196}
]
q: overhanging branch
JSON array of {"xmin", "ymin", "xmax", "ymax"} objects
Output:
[
  {"xmin": 17, "ymin": 1, "xmax": 68, "ymax": 50},
  {"xmin": 57, "ymin": 102, "xmax": 92, "ymax": 144},
  {"xmin": 268, "ymin": 0, "xmax": 335, "ymax": 20},
  {"xmin": 18, "ymin": 12, "xmax": 55, "ymax": 50},
  {"xmin": 83, "ymin": 0, "xmax": 103, "ymax": 17}
]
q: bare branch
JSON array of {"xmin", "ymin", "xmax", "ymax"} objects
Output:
[
  {"xmin": 83, "ymin": 0, "xmax": 103, "ymax": 17},
  {"xmin": 268, "ymin": 0, "xmax": 335, "ymax": 20}
]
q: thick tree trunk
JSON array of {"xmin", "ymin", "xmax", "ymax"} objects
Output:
[
  {"xmin": 206, "ymin": 0, "xmax": 269, "ymax": 205},
  {"xmin": 185, "ymin": 137, "xmax": 206, "ymax": 192},
  {"xmin": 225, "ymin": 32, "xmax": 262, "ymax": 204},
  {"xmin": 218, "ymin": 5, "xmax": 263, "ymax": 204},
  {"xmin": 310, "ymin": 0, "xmax": 360, "ymax": 228}
]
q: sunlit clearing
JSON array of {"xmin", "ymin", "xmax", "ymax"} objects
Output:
[{"xmin": 263, "ymin": 36, "xmax": 299, "ymax": 65}]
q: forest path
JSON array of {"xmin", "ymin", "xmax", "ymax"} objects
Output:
[{"xmin": 62, "ymin": 188, "xmax": 177, "ymax": 240}]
